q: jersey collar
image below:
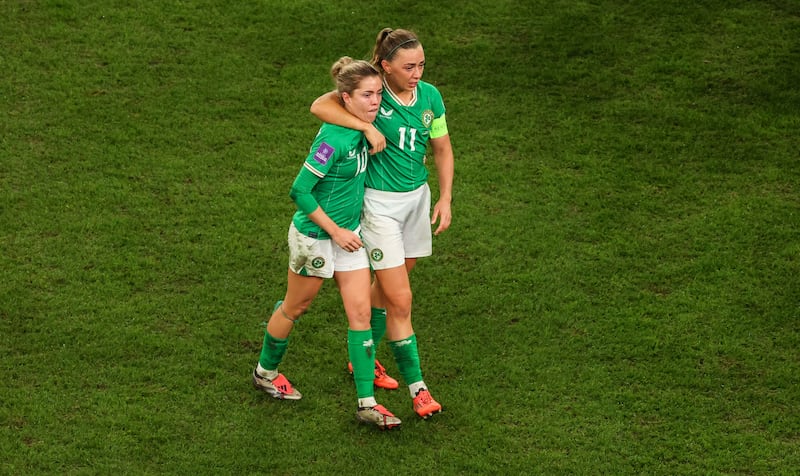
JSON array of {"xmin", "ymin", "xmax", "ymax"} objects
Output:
[{"xmin": 383, "ymin": 78, "xmax": 417, "ymax": 107}]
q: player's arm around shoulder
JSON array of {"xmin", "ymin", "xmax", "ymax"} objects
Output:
[{"xmin": 310, "ymin": 90, "xmax": 385, "ymax": 153}]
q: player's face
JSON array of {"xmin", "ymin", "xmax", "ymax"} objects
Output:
[
  {"xmin": 343, "ymin": 75, "xmax": 383, "ymax": 123},
  {"xmin": 383, "ymin": 45, "xmax": 425, "ymax": 93}
]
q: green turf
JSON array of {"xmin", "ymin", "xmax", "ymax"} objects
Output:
[{"xmin": 2, "ymin": 0, "xmax": 798, "ymax": 474}]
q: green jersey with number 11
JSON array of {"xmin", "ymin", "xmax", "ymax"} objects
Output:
[{"xmin": 366, "ymin": 79, "xmax": 446, "ymax": 192}]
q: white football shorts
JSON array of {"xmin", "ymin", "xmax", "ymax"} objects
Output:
[
  {"xmin": 361, "ymin": 183, "xmax": 432, "ymax": 270},
  {"xmin": 287, "ymin": 222, "xmax": 369, "ymax": 278}
]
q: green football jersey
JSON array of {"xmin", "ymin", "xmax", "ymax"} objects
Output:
[
  {"xmin": 367, "ymin": 79, "xmax": 446, "ymax": 192},
  {"xmin": 290, "ymin": 123, "xmax": 370, "ymax": 239}
]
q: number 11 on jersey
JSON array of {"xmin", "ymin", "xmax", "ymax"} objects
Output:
[{"xmin": 398, "ymin": 127, "xmax": 417, "ymax": 152}]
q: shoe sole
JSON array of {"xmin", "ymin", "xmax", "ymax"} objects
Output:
[
  {"xmin": 374, "ymin": 381, "xmax": 399, "ymax": 390},
  {"xmin": 252, "ymin": 373, "xmax": 302, "ymax": 400},
  {"xmin": 417, "ymin": 407, "xmax": 443, "ymax": 420},
  {"xmin": 356, "ymin": 415, "xmax": 401, "ymax": 430}
]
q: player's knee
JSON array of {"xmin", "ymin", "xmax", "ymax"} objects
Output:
[
  {"xmin": 283, "ymin": 299, "xmax": 312, "ymax": 319},
  {"xmin": 384, "ymin": 289, "xmax": 413, "ymax": 319},
  {"xmin": 347, "ymin": 307, "xmax": 371, "ymax": 328}
]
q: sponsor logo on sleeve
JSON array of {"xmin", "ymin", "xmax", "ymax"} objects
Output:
[{"xmin": 313, "ymin": 142, "xmax": 335, "ymax": 165}]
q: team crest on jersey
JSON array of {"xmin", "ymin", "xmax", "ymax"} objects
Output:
[
  {"xmin": 370, "ymin": 249, "xmax": 384, "ymax": 262},
  {"xmin": 311, "ymin": 257, "xmax": 325, "ymax": 269},
  {"xmin": 380, "ymin": 106, "xmax": 393, "ymax": 119},
  {"xmin": 313, "ymin": 142, "xmax": 335, "ymax": 165},
  {"xmin": 421, "ymin": 109, "xmax": 434, "ymax": 128}
]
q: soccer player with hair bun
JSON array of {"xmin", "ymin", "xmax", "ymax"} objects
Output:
[
  {"xmin": 311, "ymin": 28, "xmax": 454, "ymax": 420},
  {"xmin": 253, "ymin": 56, "xmax": 402, "ymax": 430}
]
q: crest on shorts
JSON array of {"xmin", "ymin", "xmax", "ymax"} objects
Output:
[
  {"xmin": 421, "ymin": 109, "xmax": 434, "ymax": 128},
  {"xmin": 311, "ymin": 257, "xmax": 325, "ymax": 269},
  {"xmin": 370, "ymin": 249, "xmax": 384, "ymax": 262}
]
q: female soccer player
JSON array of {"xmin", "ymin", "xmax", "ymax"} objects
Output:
[
  {"xmin": 253, "ymin": 56, "xmax": 401, "ymax": 430},
  {"xmin": 310, "ymin": 28, "xmax": 454, "ymax": 419}
]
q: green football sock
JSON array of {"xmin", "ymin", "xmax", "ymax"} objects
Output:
[
  {"xmin": 348, "ymin": 329, "xmax": 376, "ymax": 399},
  {"xmin": 258, "ymin": 331, "xmax": 288, "ymax": 371},
  {"xmin": 389, "ymin": 334, "xmax": 423, "ymax": 386},
  {"xmin": 370, "ymin": 307, "xmax": 387, "ymax": 347}
]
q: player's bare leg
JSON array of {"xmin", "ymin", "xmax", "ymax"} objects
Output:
[
  {"xmin": 377, "ymin": 260, "xmax": 442, "ymax": 419},
  {"xmin": 253, "ymin": 270, "xmax": 324, "ymax": 400},
  {"xmin": 336, "ymin": 268, "xmax": 401, "ymax": 429}
]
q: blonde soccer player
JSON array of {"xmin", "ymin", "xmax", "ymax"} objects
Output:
[{"xmin": 253, "ymin": 57, "xmax": 400, "ymax": 429}]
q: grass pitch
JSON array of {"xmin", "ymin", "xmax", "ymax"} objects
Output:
[{"xmin": 2, "ymin": 1, "xmax": 798, "ymax": 474}]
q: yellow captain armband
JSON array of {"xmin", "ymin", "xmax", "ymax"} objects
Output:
[{"xmin": 430, "ymin": 114, "xmax": 449, "ymax": 139}]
